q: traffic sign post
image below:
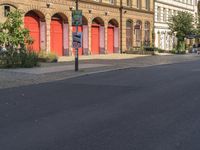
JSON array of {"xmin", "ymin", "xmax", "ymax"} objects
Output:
[{"xmin": 72, "ymin": 2, "xmax": 82, "ymax": 72}]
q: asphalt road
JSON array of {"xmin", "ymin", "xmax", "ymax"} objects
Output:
[{"xmin": 1, "ymin": 60, "xmax": 200, "ymax": 150}]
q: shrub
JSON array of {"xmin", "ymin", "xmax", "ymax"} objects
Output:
[
  {"xmin": 157, "ymin": 49, "xmax": 166, "ymax": 53},
  {"xmin": 38, "ymin": 51, "xmax": 58, "ymax": 63},
  {"xmin": 21, "ymin": 51, "xmax": 39, "ymax": 68},
  {"xmin": 144, "ymin": 46, "xmax": 155, "ymax": 51},
  {"xmin": 170, "ymin": 49, "xmax": 186, "ymax": 54},
  {"xmin": 0, "ymin": 48, "xmax": 39, "ymax": 68}
]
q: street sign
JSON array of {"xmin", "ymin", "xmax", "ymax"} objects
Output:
[
  {"xmin": 72, "ymin": 10, "xmax": 82, "ymax": 26},
  {"xmin": 72, "ymin": 32, "xmax": 82, "ymax": 48}
]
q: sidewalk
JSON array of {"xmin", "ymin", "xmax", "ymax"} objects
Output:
[
  {"xmin": 58, "ymin": 54, "xmax": 148, "ymax": 62},
  {"xmin": 0, "ymin": 54, "xmax": 199, "ymax": 89}
]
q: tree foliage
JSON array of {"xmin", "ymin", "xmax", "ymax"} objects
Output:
[
  {"xmin": 168, "ymin": 11, "xmax": 194, "ymax": 51},
  {"xmin": 0, "ymin": 10, "xmax": 38, "ymax": 68},
  {"xmin": 0, "ymin": 10, "xmax": 32, "ymax": 48}
]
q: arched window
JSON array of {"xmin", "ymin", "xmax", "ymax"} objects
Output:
[
  {"xmin": 0, "ymin": 4, "xmax": 16, "ymax": 18},
  {"xmin": 135, "ymin": 20, "xmax": 142, "ymax": 46},
  {"xmin": 126, "ymin": 20, "xmax": 133, "ymax": 49},
  {"xmin": 144, "ymin": 21, "xmax": 150, "ymax": 46}
]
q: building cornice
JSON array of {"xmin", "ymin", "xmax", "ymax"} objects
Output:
[
  {"xmin": 155, "ymin": 0, "xmax": 195, "ymax": 12},
  {"xmin": 80, "ymin": 0, "xmax": 154, "ymax": 14}
]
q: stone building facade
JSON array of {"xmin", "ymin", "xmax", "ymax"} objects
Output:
[
  {"xmin": 154, "ymin": 0, "xmax": 198, "ymax": 51},
  {"xmin": 0, "ymin": 0, "xmax": 154, "ymax": 56}
]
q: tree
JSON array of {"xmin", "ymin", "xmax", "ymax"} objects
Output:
[
  {"xmin": 0, "ymin": 10, "xmax": 32, "ymax": 48},
  {"xmin": 0, "ymin": 10, "xmax": 38, "ymax": 68},
  {"xmin": 168, "ymin": 11, "xmax": 194, "ymax": 51}
]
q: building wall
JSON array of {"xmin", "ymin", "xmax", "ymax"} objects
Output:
[
  {"xmin": 155, "ymin": 0, "xmax": 198, "ymax": 51},
  {"xmin": 0, "ymin": 0, "xmax": 154, "ymax": 56}
]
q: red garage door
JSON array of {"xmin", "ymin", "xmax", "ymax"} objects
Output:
[
  {"xmin": 24, "ymin": 12, "xmax": 40, "ymax": 52},
  {"xmin": 91, "ymin": 25, "xmax": 100, "ymax": 55},
  {"xmin": 51, "ymin": 19, "xmax": 63, "ymax": 56},
  {"xmin": 72, "ymin": 26, "xmax": 83, "ymax": 55},
  {"xmin": 107, "ymin": 27, "xmax": 114, "ymax": 54}
]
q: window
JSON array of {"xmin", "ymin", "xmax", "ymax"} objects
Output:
[
  {"xmin": 173, "ymin": 10, "xmax": 177, "ymax": 16},
  {"xmin": 144, "ymin": 21, "xmax": 150, "ymax": 46},
  {"xmin": 137, "ymin": 0, "xmax": 141, "ymax": 9},
  {"xmin": 146, "ymin": 0, "xmax": 150, "ymax": 11},
  {"xmin": 109, "ymin": 0, "xmax": 114, "ymax": 4},
  {"xmin": 163, "ymin": 8, "xmax": 167, "ymax": 22},
  {"xmin": 135, "ymin": 20, "xmax": 142, "ymax": 46},
  {"xmin": 4, "ymin": 5, "xmax": 10, "ymax": 17},
  {"xmin": 127, "ymin": 0, "xmax": 132, "ymax": 7},
  {"xmin": 157, "ymin": 7, "xmax": 161, "ymax": 22},
  {"xmin": 168, "ymin": 9, "xmax": 172, "ymax": 21},
  {"xmin": 126, "ymin": 20, "xmax": 133, "ymax": 49}
]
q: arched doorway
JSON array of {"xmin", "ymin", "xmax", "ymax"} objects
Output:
[
  {"xmin": 107, "ymin": 19, "xmax": 119, "ymax": 53},
  {"xmin": 50, "ymin": 13, "xmax": 68, "ymax": 56},
  {"xmin": 135, "ymin": 20, "xmax": 142, "ymax": 47},
  {"xmin": 126, "ymin": 20, "xmax": 133, "ymax": 49},
  {"xmin": 72, "ymin": 16, "xmax": 88, "ymax": 55},
  {"xmin": 24, "ymin": 10, "xmax": 45, "ymax": 53},
  {"xmin": 91, "ymin": 17, "xmax": 105, "ymax": 55}
]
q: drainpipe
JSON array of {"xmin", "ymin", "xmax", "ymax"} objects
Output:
[{"xmin": 119, "ymin": 0, "xmax": 123, "ymax": 53}]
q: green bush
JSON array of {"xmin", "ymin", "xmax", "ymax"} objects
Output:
[
  {"xmin": 21, "ymin": 51, "xmax": 39, "ymax": 68},
  {"xmin": 144, "ymin": 47, "xmax": 155, "ymax": 51},
  {"xmin": 0, "ymin": 48, "xmax": 39, "ymax": 68},
  {"xmin": 170, "ymin": 49, "xmax": 186, "ymax": 54},
  {"xmin": 157, "ymin": 49, "xmax": 166, "ymax": 53},
  {"xmin": 38, "ymin": 51, "xmax": 58, "ymax": 63}
]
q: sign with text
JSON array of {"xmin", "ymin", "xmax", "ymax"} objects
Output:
[
  {"xmin": 72, "ymin": 10, "xmax": 82, "ymax": 26},
  {"xmin": 72, "ymin": 32, "xmax": 82, "ymax": 49}
]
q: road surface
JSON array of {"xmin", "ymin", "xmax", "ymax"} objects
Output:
[{"xmin": 1, "ymin": 60, "xmax": 200, "ymax": 150}]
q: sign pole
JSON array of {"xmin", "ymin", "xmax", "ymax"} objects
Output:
[{"xmin": 75, "ymin": 0, "xmax": 79, "ymax": 71}]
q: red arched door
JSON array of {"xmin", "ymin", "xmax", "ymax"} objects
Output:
[
  {"xmin": 107, "ymin": 26, "xmax": 114, "ymax": 54},
  {"xmin": 24, "ymin": 12, "xmax": 40, "ymax": 52},
  {"xmin": 72, "ymin": 26, "xmax": 83, "ymax": 55},
  {"xmin": 51, "ymin": 19, "xmax": 63, "ymax": 56},
  {"xmin": 91, "ymin": 25, "xmax": 100, "ymax": 55}
]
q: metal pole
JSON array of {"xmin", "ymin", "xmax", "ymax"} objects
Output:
[{"xmin": 75, "ymin": 0, "xmax": 79, "ymax": 71}]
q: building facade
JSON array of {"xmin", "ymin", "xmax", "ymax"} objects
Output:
[
  {"xmin": 154, "ymin": 0, "xmax": 198, "ymax": 51},
  {"xmin": 0, "ymin": 0, "xmax": 154, "ymax": 56}
]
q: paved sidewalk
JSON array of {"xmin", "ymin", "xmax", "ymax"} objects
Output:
[
  {"xmin": 6, "ymin": 64, "xmax": 110, "ymax": 75},
  {"xmin": 58, "ymin": 54, "xmax": 148, "ymax": 62},
  {"xmin": 0, "ymin": 54, "xmax": 199, "ymax": 89}
]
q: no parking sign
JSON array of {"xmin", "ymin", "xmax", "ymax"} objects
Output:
[{"xmin": 72, "ymin": 32, "xmax": 82, "ymax": 49}]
